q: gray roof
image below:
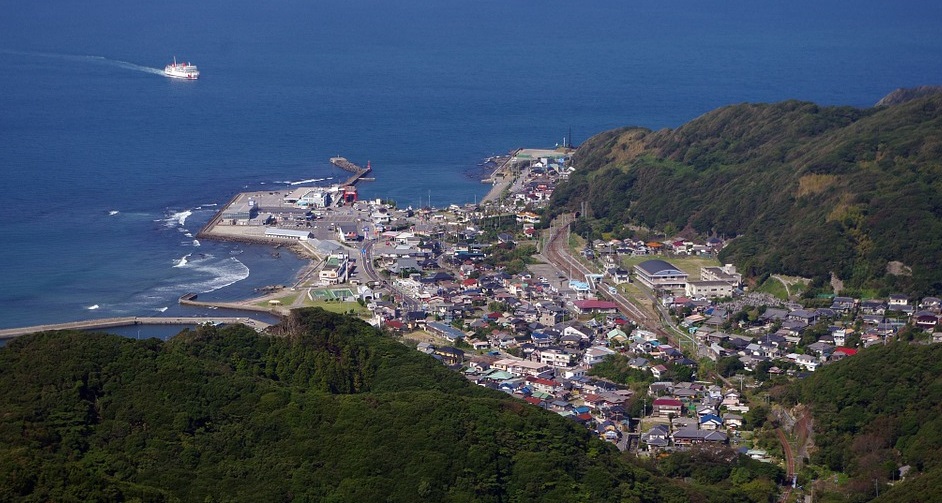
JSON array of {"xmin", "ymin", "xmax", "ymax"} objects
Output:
[{"xmin": 635, "ymin": 259, "xmax": 684, "ymax": 276}]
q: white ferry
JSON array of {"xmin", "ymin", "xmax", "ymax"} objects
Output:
[{"xmin": 164, "ymin": 58, "xmax": 199, "ymax": 80}]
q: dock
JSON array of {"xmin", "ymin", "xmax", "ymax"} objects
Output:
[
  {"xmin": 0, "ymin": 316, "xmax": 273, "ymax": 340},
  {"xmin": 330, "ymin": 157, "xmax": 372, "ymax": 186}
]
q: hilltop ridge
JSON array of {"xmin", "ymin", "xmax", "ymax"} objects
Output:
[{"xmin": 551, "ymin": 91, "xmax": 942, "ymax": 296}]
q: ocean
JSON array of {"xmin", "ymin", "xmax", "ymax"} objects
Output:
[{"xmin": 1, "ymin": 0, "xmax": 941, "ymax": 329}]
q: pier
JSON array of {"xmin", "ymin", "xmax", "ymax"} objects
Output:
[
  {"xmin": 0, "ymin": 316, "xmax": 273, "ymax": 340},
  {"xmin": 330, "ymin": 156, "xmax": 372, "ymax": 186}
]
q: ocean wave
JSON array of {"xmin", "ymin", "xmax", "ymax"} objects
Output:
[
  {"xmin": 165, "ymin": 210, "xmax": 193, "ymax": 228},
  {"xmin": 155, "ymin": 306, "xmax": 168, "ymax": 313},
  {"xmin": 192, "ymin": 239, "xmax": 201, "ymax": 247},
  {"xmin": 288, "ymin": 177, "xmax": 332, "ymax": 186},
  {"xmin": 173, "ymin": 254, "xmax": 191, "ymax": 268},
  {"xmin": 87, "ymin": 304, "xmax": 100, "ymax": 310},
  {"xmin": 187, "ymin": 257, "xmax": 251, "ymax": 293},
  {"xmin": 162, "ymin": 255, "xmax": 250, "ymax": 294},
  {"xmin": 184, "ymin": 232, "xmax": 193, "ymax": 238},
  {"xmin": 109, "ymin": 210, "xmax": 120, "ymax": 216}
]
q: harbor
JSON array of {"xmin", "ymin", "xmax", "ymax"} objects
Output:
[{"xmin": 1, "ymin": 147, "xmax": 565, "ymax": 339}]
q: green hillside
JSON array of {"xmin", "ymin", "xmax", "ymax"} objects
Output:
[
  {"xmin": 0, "ymin": 309, "xmax": 779, "ymax": 502},
  {"xmin": 794, "ymin": 342, "xmax": 942, "ymax": 502},
  {"xmin": 551, "ymin": 93, "xmax": 942, "ymax": 296}
]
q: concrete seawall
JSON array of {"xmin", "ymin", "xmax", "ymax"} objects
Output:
[{"xmin": 0, "ymin": 316, "xmax": 272, "ymax": 340}]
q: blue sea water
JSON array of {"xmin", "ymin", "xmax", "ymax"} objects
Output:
[{"xmin": 1, "ymin": 0, "xmax": 941, "ymax": 329}]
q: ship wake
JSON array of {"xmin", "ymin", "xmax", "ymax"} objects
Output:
[{"xmin": 0, "ymin": 50, "xmax": 164, "ymax": 76}]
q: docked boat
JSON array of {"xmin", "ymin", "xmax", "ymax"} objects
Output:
[{"xmin": 164, "ymin": 58, "xmax": 199, "ymax": 80}]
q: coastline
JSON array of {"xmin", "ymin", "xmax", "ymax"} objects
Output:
[{"xmin": 0, "ymin": 148, "xmax": 550, "ymax": 336}]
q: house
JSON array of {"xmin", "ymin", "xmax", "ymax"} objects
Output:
[
  {"xmin": 723, "ymin": 413, "xmax": 743, "ymax": 429},
  {"xmin": 860, "ymin": 299, "xmax": 887, "ymax": 315},
  {"xmin": 830, "ymin": 296, "xmax": 857, "ymax": 313},
  {"xmin": 650, "ymin": 364, "xmax": 669, "ymax": 380},
  {"xmin": 807, "ymin": 341, "xmax": 835, "ymax": 359},
  {"xmin": 336, "ymin": 223, "xmax": 360, "ymax": 243},
  {"xmin": 672, "ymin": 429, "xmax": 728, "ymax": 446},
  {"xmin": 699, "ymin": 413, "xmax": 724, "ymax": 430},
  {"xmin": 583, "ymin": 346, "xmax": 616, "ymax": 366},
  {"xmin": 914, "ymin": 311, "xmax": 939, "ymax": 330},
  {"xmin": 427, "ymin": 322, "xmax": 467, "ymax": 343},
  {"xmin": 536, "ymin": 347, "xmax": 574, "ymax": 367},
  {"xmin": 652, "ymin": 397, "xmax": 684, "ymax": 418},
  {"xmin": 792, "ymin": 354, "xmax": 819, "ymax": 372},
  {"xmin": 888, "ymin": 294, "xmax": 910, "ymax": 308},
  {"xmin": 572, "ymin": 299, "xmax": 618, "ymax": 314},
  {"xmin": 491, "ymin": 358, "xmax": 553, "ymax": 377},
  {"xmin": 432, "ymin": 346, "xmax": 465, "ymax": 366},
  {"xmin": 831, "ymin": 347, "xmax": 857, "ymax": 361},
  {"xmin": 641, "ymin": 424, "xmax": 671, "ymax": 450}
]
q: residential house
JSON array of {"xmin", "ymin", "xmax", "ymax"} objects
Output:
[
  {"xmin": 653, "ymin": 397, "xmax": 684, "ymax": 418},
  {"xmin": 583, "ymin": 346, "xmax": 616, "ymax": 366},
  {"xmin": 672, "ymin": 429, "xmax": 728, "ymax": 446}
]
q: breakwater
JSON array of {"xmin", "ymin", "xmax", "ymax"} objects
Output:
[{"xmin": 0, "ymin": 316, "xmax": 272, "ymax": 340}]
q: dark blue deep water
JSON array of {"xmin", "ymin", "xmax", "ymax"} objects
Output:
[{"xmin": 2, "ymin": 0, "xmax": 941, "ymax": 328}]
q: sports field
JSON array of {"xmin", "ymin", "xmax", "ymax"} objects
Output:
[{"xmin": 309, "ymin": 288, "xmax": 356, "ymax": 301}]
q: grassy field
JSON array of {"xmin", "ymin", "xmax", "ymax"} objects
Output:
[
  {"xmin": 755, "ymin": 277, "xmax": 789, "ymax": 299},
  {"xmin": 254, "ymin": 292, "xmax": 300, "ymax": 308},
  {"xmin": 755, "ymin": 274, "xmax": 810, "ymax": 300}
]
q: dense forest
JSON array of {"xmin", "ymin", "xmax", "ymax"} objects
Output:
[
  {"xmin": 789, "ymin": 342, "xmax": 942, "ymax": 502},
  {"xmin": 550, "ymin": 91, "xmax": 942, "ymax": 296},
  {"xmin": 0, "ymin": 309, "xmax": 778, "ymax": 502}
]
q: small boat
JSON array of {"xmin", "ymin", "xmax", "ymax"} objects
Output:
[{"xmin": 164, "ymin": 57, "xmax": 199, "ymax": 80}]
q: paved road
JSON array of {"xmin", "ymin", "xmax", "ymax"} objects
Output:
[{"xmin": 360, "ymin": 238, "xmax": 421, "ymax": 311}]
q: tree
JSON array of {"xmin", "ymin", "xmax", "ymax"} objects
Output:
[{"xmin": 717, "ymin": 357, "xmax": 745, "ymax": 378}]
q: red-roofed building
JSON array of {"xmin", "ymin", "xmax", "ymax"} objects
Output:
[
  {"xmin": 525, "ymin": 376, "xmax": 560, "ymax": 395},
  {"xmin": 524, "ymin": 396, "xmax": 543, "ymax": 406},
  {"xmin": 384, "ymin": 320, "xmax": 404, "ymax": 332},
  {"xmin": 573, "ymin": 299, "xmax": 619, "ymax": 314},
  {"xmin": 653, "ymin": 397, "xmax": 684, "ymax": 418},
  {"xmin": 831, "ymin": 347, "xmax": 858, "ymax": 361}
]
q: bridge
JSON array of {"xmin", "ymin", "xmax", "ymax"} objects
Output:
[{"xmin": 0, "ymin": 316, "xmax": 272, "ymax": 340}]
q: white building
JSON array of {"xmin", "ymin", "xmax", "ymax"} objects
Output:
[
  {"xmin": 685, "ymin": 281, "xmax": 734, "ymax": 299},
  {"xmin": 634, "ymin": 259, "xmax": 688, "ymax": 294},
  {"xmin": 319, "ymin": 254, "xmax": 350, "ymax": 284},
  {"xmin": 583, "ymin": 346, "xmax": 616, "ymax": 366}
]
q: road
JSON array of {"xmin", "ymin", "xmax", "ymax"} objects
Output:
[{"xmin": 360, "ymin": 238, "xmax": 421, "ymax": 311}]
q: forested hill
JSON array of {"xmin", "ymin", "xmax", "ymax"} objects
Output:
[
  {"xmin": 793, "ymin": 342, "xmax": 942, "ymax": 502},
  {"xmin": 1, "ymin": 309, "xmax": 769, "ymax": 502},
  {"xmin": 551, "ymin": 91, "xmax": 942, "ymax": 296}
]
